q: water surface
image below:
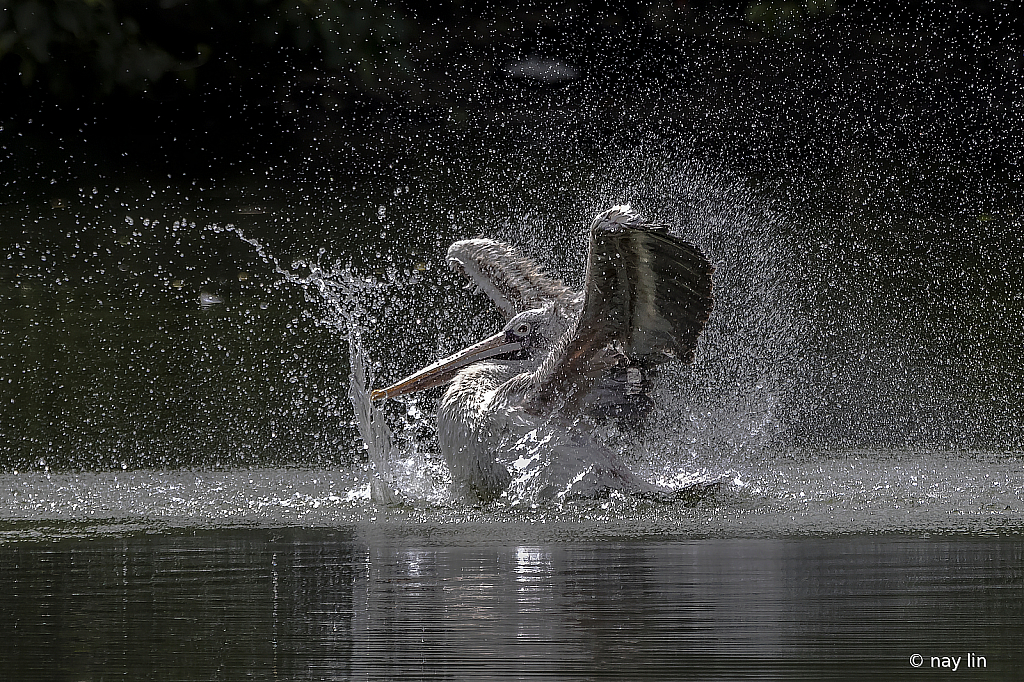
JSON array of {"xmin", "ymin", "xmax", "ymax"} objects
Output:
[{"xmin": 3, "ymin": 528, "xmax": 1021, "ymax": 681}]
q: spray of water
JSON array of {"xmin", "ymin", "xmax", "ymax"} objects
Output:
[
  {"xmin": 213, "ymin": 223, "xmax": 455, "ymax": 504},
  {"xmin": 214, "ymin": 163, "xmax": 776, "ymax": 505},
  {"xmin": 204, "ymin": 135, "xmax": 1019, "ymax": 512}
]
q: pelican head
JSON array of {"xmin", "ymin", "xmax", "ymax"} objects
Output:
[
  {"xmin": 500, "ymin": 304, "xmax": 569, "ymax": 357},
  {"xmin": 369, "ymin": 302, "xmax": 568, "ymax": 402}
]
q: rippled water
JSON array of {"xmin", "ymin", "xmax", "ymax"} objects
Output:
[{"xmin": 3, "ymin": 527, "xmax": 1022, "ymax": 681}]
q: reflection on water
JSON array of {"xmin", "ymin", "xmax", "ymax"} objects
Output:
[{"xmin": 2, "ymin": 529, "xmax": 1021, "ymax": 681}]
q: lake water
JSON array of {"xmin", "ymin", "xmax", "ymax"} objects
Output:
[
  {"xmin": 2, "ymin": 459, "xmax": 1023, "ymax": 680},
  {"xmin": 4, "ymin": 14, "xmax": 1024, "ymax": 680},
  {"xmin": 2, "ymin": 525, "xmax": 1022, "ymax": 681}
]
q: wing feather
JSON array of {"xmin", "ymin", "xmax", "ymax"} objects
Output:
[
  {"xmin": 447, "ymin": 238, "xmax": 574, "ymax": 319},
  {"xmin": 527, "ymin": 206, "xmax": 713, "ymax": 414}
]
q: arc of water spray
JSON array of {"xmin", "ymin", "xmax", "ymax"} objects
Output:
[{"xmin": 210, "ymin": 224, "xmax": 405, "ymax": 505}]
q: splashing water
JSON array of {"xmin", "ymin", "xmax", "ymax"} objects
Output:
[
  {"xmin": 2, "ymin": 146, "xmax": 1021, "ymax": 537},
  {"xmin": 196, "ymin": 142, "xmax": 1022, "ymax": 516},
  {"xmin": 210, "ymin": 223, "xmax": 456, "ymax": 505},
  {"xmin": 212, "ymin": 197, "xmax": 750, "ymax": 507},
  {"xmin": 347, "ymin": 335, "xmax": 402, "ymax": 505}
]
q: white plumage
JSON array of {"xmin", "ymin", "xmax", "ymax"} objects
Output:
[{"xmin": 373, "ymin": 206, "xmax": 714, "ymax": 503}]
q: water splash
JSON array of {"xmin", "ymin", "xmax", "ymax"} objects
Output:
[
  {"xmin": 194, "ymin": 137, "xmax": 1021, "ymax": 511},
  {"xmin": 203, "ymin": 148, "xmax": 808, "ymax": 507},
  {"xmin": 216, "ymin": 223, "xmax": 452, "ymax": 505},
  {"xmin": 347, "ymin": 335, "xmax": 403, "ymax": 505}
]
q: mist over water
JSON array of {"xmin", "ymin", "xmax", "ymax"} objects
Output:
[
  {"xmin": 2, "ymin": 12, "xmax": 1022, "ymax": 534},
  {"xmin": 2, "ymin": 130, "xmax": 1022, "ymax": 531}
]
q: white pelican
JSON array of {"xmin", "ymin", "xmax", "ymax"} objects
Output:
[{"xmin": 371, "ymin": 206, "xmax": 713, "ymax": 503}]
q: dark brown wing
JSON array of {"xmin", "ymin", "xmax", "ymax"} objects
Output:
[{"xmin": 527, "ymin": 209, "xmax": 713, "ymax": 414}]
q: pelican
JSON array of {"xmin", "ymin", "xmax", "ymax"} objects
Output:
[{"xmin": 371, "ymin": 205, "xmax": 714, "ymax": 503}]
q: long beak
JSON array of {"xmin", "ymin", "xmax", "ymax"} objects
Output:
[{"xmin": 370, "ymin": 330, "xmax": 523, "ymax": 401}]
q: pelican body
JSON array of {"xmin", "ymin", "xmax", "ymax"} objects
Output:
[{"xmin": 372, "ymin": 206, "xmax": 713, "ymax": 502}]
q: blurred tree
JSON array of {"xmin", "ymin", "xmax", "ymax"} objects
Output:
[
  {"xmin": 0, "ymin": 0, "xmax": 180, "ymax": 96},
  {"xmin": 744, "ymin": 0, "xmax": 838, "ymax": 39},
  {"xmin": 0, "ymin": 0, "xmax": 415, "ymax": 98}
]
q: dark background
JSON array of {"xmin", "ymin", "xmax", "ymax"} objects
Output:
[
  {"xmin": 3, "ymin": 0, "xmax": 1022, "ymax": 180},
  {"xmin": 2, "ymin": 0, "xmax": 1022, "ymax": 470}
]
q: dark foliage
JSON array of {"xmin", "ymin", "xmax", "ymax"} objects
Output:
[{"xmin": 1, "ymin": 0, "xmax": 1019, "ymax": 175}]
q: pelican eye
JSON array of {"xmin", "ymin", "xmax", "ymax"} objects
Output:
[{"xmin": 514, "ymin": 321, "xmax": 532, "ymax": 337}]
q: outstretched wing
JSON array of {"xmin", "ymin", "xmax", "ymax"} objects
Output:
[
  {"xmin": 527, "ymin": 206, "xmax": 714, "ymax": 414},
  {"xmin": 447, "ymin": 238, "xmax": 574, "ymax": 319}
]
